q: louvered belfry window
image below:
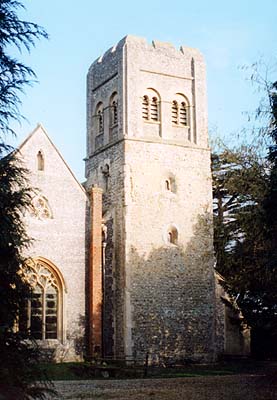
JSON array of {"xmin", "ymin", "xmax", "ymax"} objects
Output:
[
  {"xmin": 110, "ymin": 92, "xmax": 118, "ymax": 126},
  {"xmin": 150, "ymin": 97, "xmax": 158, "ymax": 121},
  {"xmin": 172, "ymin": 96, "xmax": 189, "ymax": 127},
  {"xmin": 142, "ymin": 95, "xmax": 149, "ymax": 120},
  {"xmin": 179, "ymin": 102, "xmax": 188, "ymax": 126},
  {"xmin": 98, "ymin": 109, "xmax": 103, "ymax": 132},
  {"xmin": 172, "ymin": 101, "xmax": 178, "ymax": 124},
  {"xmin": 112, "ymin": 100, "xmax": 118, "ymax": 125}
]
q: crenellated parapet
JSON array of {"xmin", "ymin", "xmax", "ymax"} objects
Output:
[{"xmin": 86, "ymin": 35, "xmax": 208, "ymax": 166}]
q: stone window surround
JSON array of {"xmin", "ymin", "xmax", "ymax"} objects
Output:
[
  {"xmin": 37, "ymin": 150, "xmax": 44, "ymax": 171},
  {"xmin": 95, "ymin": 102, "xmax": 104, "ymax": 134},
  {"xmin": 163, "ymin": 223, "xmax": 179, "ymax": 246},
  {"xmin": 20, "ymin": 257, "xmax": 66, "ymax": 343},
  {"xmin": 142, "ymin": 88, "xmax": 161, "ymax": 123},
  {"xmin": 142, "ymin": 91, "xmax": 190, "ymax": 131},
  {"xmin": 30, "ymin": 194, "xmax": 53, "ymax": 220},
  {"xmin": 109, "ymin": 92, "xmax": 118, "ymax": 127}
]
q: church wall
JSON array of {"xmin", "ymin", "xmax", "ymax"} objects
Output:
[
  {"xmin": 20, "ymin": 126, "xmax": 87, "ymax": 361},
  {"xmin": 85, "ymin": 141, "xmax": 126, "ymax": 357},
  {"xmin": 124, "ymin": 139, "xmax": 216, "ymax": 362},
  {"xmin": 120, "ymin": 37, "xmax": 216, "ymax": 361},
  {"xmin": 86, "ymin": 35, "xmax": 224, "ymax": 361}
]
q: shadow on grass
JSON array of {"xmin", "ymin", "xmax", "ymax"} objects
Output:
[{"xmin": 40, "ymin": 359, "xmax": 277, "ymax": 381}]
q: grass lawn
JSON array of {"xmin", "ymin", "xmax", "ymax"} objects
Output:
[{"xmin": 41, "ymin": 359, "xmax": 273, "ymax": 381}]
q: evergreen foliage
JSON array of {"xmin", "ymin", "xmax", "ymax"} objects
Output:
[
  {"xmin": 0, "ymin": 0, "xmax": 48, "ymax": 136},
  {"xmin": 0, "ymin": 1, "xmax": 53, "ymax": 398}
]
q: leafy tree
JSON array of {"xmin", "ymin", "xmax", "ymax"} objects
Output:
[
  {"xmin": 213, "ymin": 80, "xmax": 277, "ymax": 357},
  {"xmin": 0, "ymin": 1, "xmax": 53, "ymax": 398},
  {"xmin": 264, "ymin": 81, "xmax": 277, "ymax": 261}
]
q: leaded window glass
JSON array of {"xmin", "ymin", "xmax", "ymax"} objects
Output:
[{"xmin": 20, "ymin": 260, "xmax": 60, "ymax": 340}]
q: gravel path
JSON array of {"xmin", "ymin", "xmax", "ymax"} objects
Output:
[{"xmin": 49, "ymin": 374, "xmax": 277, "ymax": 400}]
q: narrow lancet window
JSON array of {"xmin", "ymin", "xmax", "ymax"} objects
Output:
[{"xmin": 37, "ymin": 151, "xmax": 44, "ymax": 171}]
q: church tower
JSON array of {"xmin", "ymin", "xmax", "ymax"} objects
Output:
[{"xmin": 85, "ymin": 36, "xmax": 218, "ymax": 362}]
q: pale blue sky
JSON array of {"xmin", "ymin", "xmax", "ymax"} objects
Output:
[{"xmin": 11, "ymin": 0, "xmax": 277, "ymax": 180}]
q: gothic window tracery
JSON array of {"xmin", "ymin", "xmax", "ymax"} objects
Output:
[
  {"xmin": 30, "ymin": 195, "xmax": 53, "ymax": 220},
  {"xmin": 20, "ymin": 259, "xmax": 63, "ymax": 340}
]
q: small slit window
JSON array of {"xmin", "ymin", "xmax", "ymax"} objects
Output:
[
  {"xmin": 164, "ymin": 175, "xmax": 176, "ymax": 193},
  {"xmin": 167, "ymin": 226, "xmax": 178, "ymax": 245},
  {"xmin": 37, "ymin": 151, "xmax": 44, "ymax": 171}
]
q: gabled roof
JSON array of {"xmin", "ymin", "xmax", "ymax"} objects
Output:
[{"xmin": 18, "ymin": 123, "xmax": 87, "ymax": 198}]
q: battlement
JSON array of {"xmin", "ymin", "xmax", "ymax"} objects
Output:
[
  {"xmin": 86, "ymin": 35, "xmax": 208, "ymax": 158},
  {"xmin": 90, "ymin": 35, "xmax": 204, "ymax": 69}
]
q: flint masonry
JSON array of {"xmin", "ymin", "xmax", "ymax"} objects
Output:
[
  {"xmin": 85, "ymin": 35, "xmax": 218, "ymax": 362},
  {"xmin": 19, "ymin": 36, "xmax": 239, "ymax": 363}
]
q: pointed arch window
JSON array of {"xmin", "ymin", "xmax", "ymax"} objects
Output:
[
  {"xmin": 37, "ymin": 151, "xmax": 44, "ymax": 171},
  {"xmin": 20, "ymin": 259, "xmax": 64, "ymax": 341}
]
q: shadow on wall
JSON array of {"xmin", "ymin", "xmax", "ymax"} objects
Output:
[
  {"xmin": 126, "ymin": 212, "xmax": 222, "ymax": 364},
  {"xmin": 53, "ymin": 314, "xmax": 86, "ymax": 362}
]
